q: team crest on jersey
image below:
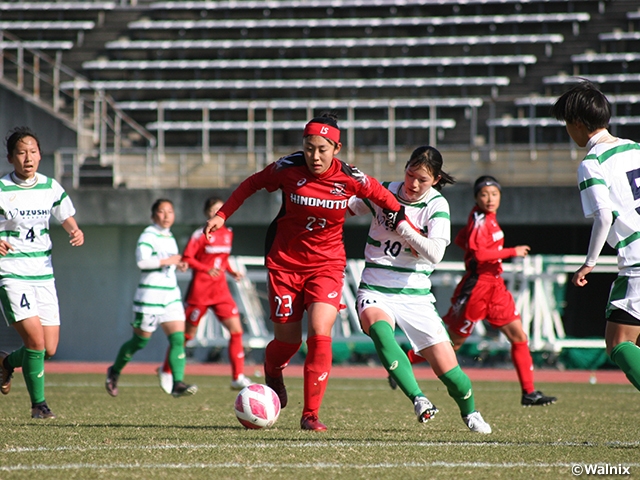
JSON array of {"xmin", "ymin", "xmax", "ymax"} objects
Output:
[
  {"xmin": 4, "ymin": 208, "xmax": 18, "ymax": 220},
  {"xmin": 331, "ymin": 183, "xmax": 347, "ymax": 196}
]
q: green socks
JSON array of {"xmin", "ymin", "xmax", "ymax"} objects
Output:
[
  {"xmin": 167, "ymin": 331, "xmax": 186, "ymax": 383},
  {"xmin": 6, "ymin": 346, "xmax": 25, "ymax": 370},
  {"xmin": 369, "ymin": 321, "xmax": 423, "ymax": 400},
  {"xmin": 112, "ymin": 334, "xmax": 150, "ymax": 373},
  {"xmin": 439, "ymin": 365, "xmax": 475, "ymax": 416},
  {"xmin": 22, "ymin": 348, "xmax": 46, "ymax": 405},
  {"xmin": 610, "ymin": 341, "xmax": 640, "ymax": 391}
]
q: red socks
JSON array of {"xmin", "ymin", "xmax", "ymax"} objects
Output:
[
  {"xmin": 228, "ymin": 332, "xmax": 245, "ymax": 380},
  {"xmin": 303, "ymin": 335, "xmax": 332, "ymax": 417},
  {"xmin": 511, "ymin": 340, "xmax": 535, "ymax": 393},
  {"xmin": 264, "ymin": 338, "xmax": 301, "ymax": 378}
]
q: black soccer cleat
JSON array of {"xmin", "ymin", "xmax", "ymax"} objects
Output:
[{"xmin": 521, "ymin": 390, "xmax": 557, "ymax": 406}]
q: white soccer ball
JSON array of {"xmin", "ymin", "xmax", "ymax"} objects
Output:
[{"xmin": 234, "ymin": 383, "xmax": 281, "ymax": 429}]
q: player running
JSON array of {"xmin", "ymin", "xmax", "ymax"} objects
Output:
[
  {"xmin": 442, "ymin": 175, "xmax": 557, "ymax": 407},
  {"xmin": 157, "ymin": 196, "xmax": 252, "ymax": 393},
  {"xmin": 203, "ymin": 112, "xmax": 401, "ymax": 431},
  {"xmin": 0, "ymin": 126, "xmax": 84, "ymax": 419},
  {"xmin": 551, "ymin": 80, "xmax": 640, "ymax": 393},
  {"xmin": 105, "ymin": 199, "xmax": 198, "ymax": 398},
  {"xmin": 348, "ymin": 145, "xmax": 491, "ymax": 433}
]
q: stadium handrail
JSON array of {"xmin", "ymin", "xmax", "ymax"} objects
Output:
[
  {"xmin": 82, "ymin": 55, "xmax": 536, "ymax": 71},
  {"xmin": 543, "ymin": 74, "xmax": 640, "ymax": 85},
  {"xmin": 61, "ymin": 76, "xmax": 510, "ymax": 91},
  {"xmin": 599, "ymin": 31, "xmax": 640, "ymax": 41},
  {"xmin": 571, "ymin": 52, "xmax": 640, "ymax": 63},
  {"xmin": 0, "ymin": 40, "xmax": 74, "ymax": 50},
  {"xmin": 105, "ymin": 34, "xmax": 563, "ymax": 51},
  {"xmin": 0, "ymin": 21, "xmax": 95, "ymax": 30}
]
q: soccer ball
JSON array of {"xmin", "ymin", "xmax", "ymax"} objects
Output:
[{"xmin": 234, "ymin": 384, "xmax": 281, "ymax": 429}]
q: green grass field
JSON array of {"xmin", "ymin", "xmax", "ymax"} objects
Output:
[{"xmin": 0, "ymin": 373, "xmax": 638, "ymax": 479}]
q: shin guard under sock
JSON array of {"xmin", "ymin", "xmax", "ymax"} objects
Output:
[
  {"xmin": 228, "ymin": 332, "xmax": 245, "ymax": 380},
  {"xmin": 511, "ymin": 340, "xmax": 535, "ymax": 394},
  {"xmin": 167, "ymin": 331, "xmax": 186, "ymax": 383},
  {"xmin": 22, "ymin": 348, "xmax": 46, "ymax": 405},
  {"xmin": 438, "ymin": 365, "xmax": 475, "ymax": 416},
  {"xmin": 369, "ymin": 321, "xmax": 423, "ymax": 400},
  {"xmin": 112, "ymin": 334, "xmax": 150, "ymax": 373},
  {"xmin": 6, "ymin": 346, "xmax": 25, "ymax": 370},
  {"xmin": 264, "ymin": 338, "xmax": 301, "ymax": 378},
  {"xmin": 610, "ymin": 341, "xmax": 640, "ymax": 391},
  {"xmin": 303, "ymin": 335, "xmax": 332, "ymax": 416}
]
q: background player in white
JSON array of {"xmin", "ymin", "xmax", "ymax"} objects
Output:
[
  {"xmin": 348, "ymin": 145, "xmax": 491, "ymax": 433},
  {"xmin": 105, "ymin": 199, "xmax": 198, "ymax": 398},
  {"xmin": 551, "ymin": 80, "xmax": 640, "ymax": 392},
  {"xmin": 0, "ymin": 126, "xmax": 84, "ymax": 419}
]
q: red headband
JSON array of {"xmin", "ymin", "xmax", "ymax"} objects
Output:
[{"xmin": 303, "ymin": 122, "xmax": 340, "ymax": 144}]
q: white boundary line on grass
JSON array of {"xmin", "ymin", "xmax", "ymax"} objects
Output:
[
  {"xmin": 3, "ymin": 461, "xmax": 640, "ymax": 472},
  {"xmin": 4, "ymin": 440, "xmax": 640, "ymax": 453}
]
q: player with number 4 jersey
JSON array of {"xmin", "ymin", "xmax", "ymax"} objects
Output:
[
  {"xmin": 0, "ymin": 127, "xmax": 84, "ymax": 420},
  {"xmin": 204, "ymin": 113, "xmax": 400, "ymax": 431}
]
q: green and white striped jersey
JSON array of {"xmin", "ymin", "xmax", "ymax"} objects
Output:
[
  {"xmin": 578, "ymin": 133, "xmax": 640, "ymax": 276},
  {"xmin": 348, "ymin": 181, "xmax": 451, "ymax": 297},
  {"xmin": 133, "ymin": 224, "xmax": 182, "ymax": 314},
  {"xmin": 0, "ymin": 172, "xmax": 75, "ymax": 284}
]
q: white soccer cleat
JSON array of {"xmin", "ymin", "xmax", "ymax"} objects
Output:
[
  {"xmin": 413, "ymin": 395, "xmax": 438, "ymax": 423},
  {"xmin": 156, "ymin": 367, "xmax": 173, "ymax": 394},
  {"xmin": 463, "ymin": 411, "xmax": 492, "ymax": 434},
  {"xmin": 230, "ymin": 374, "xmax": 253, "ymax": 390}
]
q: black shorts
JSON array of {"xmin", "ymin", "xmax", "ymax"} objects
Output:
[{"xmin": 607, "ymin": 308, "xmax": 640, "ymax": 326}]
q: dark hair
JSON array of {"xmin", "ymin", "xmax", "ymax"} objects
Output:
[
  {"xmin": 473, "ymin": 175, "xmax": 501, "ymax": 197},
  {"xmin": 203, "ymin": 196, "xmax": 223, "ymax": 213},
  {"xmin": 5, "ymin": 126, "xmax": 41, "ymax": 157},
  {"xmin": 151, "ymin": 198, "xmax": 173, "ymax": 216},
  {"xmin": 550, "ymin": 80, "xmax": 611, "ymax": 132},
  {"xmin": 405, "ymin": 145, "xmax": 455, "ymax": 191}
]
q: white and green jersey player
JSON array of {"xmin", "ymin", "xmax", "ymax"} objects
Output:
[
  {"xmin": 349, "ymin": 181, "xmax": 450, "ymax": 302},
  {"xmin": 0, "ymin": 172, "xmax": 76, "ymax": 288},
  {"xmin": 133, "ymin": 223, "xmax": 184, "ymax": 319}
]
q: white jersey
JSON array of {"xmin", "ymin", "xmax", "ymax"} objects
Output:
[
  {"xmin": 578, "ymin": 134, "xmax": 640, "ymax": 275},
  {"xmin": 0, "ymin": 172, "xmax": 75, "ymax": 285},
  {"xmin": 133, "ymin": 224, "xmax": 182, "ymax": 314},
  {"xmin": 348, "ymin": 181, "xmax": 451, "ymax": 298}
]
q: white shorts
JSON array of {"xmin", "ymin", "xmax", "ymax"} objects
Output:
[
  {"xmin": 356, "ymin": 289, "xmax": 451, "ymax": 353},
  {"xmin": 608, "ymin": 275, "xmax": 640, "ymax": 320},
  {"xmin": 132, "ymin": 300, "xmax": 185, "ymax": 333},
  {"xmin": 0, "ymin": 281, "xmax": 60, "ymax": 326}
]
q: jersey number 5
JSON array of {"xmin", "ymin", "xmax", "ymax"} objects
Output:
[{"xmin": 626, "ymin": 168, "xmax": 640, "ymax": 214}]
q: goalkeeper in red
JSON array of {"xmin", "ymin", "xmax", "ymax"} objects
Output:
[
  {"xmin": 551, "ymin": 80, "xmax": 640, "ymax": 393},
  {"xmin": 204, "ymin": 113, "xmax": 401, "ymax": 431}
]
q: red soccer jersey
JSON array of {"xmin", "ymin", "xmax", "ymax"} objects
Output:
[
  {"xmin": 456, "ymin": 206, "xmax": 517, "ymax": 278},
  {"xmin": 183, "ymin": 225, "xmax": 235, "ymax": 305},
  {"xmin": 217, "ymin": 151, "xmax": 400, "ymax": 272}
]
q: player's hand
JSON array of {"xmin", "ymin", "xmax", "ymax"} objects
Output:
[
  {"xmin": 572, "ymin": 264, "xmax": 594, "ymax": 287},
  {"xmin": 514, "ymin": 245, "xmax": 530, "ymax": 257},
  {"xmin": 176, "ymin": 261, "xmax": 189, "ymax": 272},
  {"xmin": 204, "ymin": 215, "xmax": 225, "ymax": 240},
  {"xmin": 68, "ymin": 228, "xmax": 84, "ymax": 247},
  {"xmin": 230, "ymin": 271, "xmax": 243, "ymax": 281},
  {"xmin": 382, "ymin": 206, "xmax": 406, "ymax": 231},
  {"xmin": 0, "ymin": 240, "xmax": 14, "ymax": 256},
  {"xmin": 208, "ymin": 267, "xmax": 221, "ymax": 277}
]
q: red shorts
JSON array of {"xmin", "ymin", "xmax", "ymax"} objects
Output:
[
  {"xmin": 267, "ymin": 268, "xmax": 345, "ymax": 324},
  {"xmin": 443, "ymin": 273, "xmax": 520, "ymax": 338},
  {"xmin": 185, "ymin": 295, "xmax": 239, "ymax": 327}
]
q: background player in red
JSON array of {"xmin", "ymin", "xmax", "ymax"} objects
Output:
[
  {"xmin": 204, "ymin": 112, "xmax": 401, "ymax": 431},
  {"xmin": 442, "ymin": 175, "xmax": 557, "ymax": 406},
  {"xmin": 157, "ymin": 196, "xmax": 252, "ymax": 393}
]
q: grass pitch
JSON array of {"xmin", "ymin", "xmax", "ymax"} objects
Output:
[{"xmin": 0, "ymin": 372, "xmax": 638, "ymax": 479}]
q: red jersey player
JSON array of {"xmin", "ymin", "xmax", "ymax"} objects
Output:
[
  {"xmin": 442, "ymin": 175, "xmax": 557, "ymax": 406},
  {"xmin": 158, "ymin": 197, "xmax": 252, "ymax": 393},
  {"xmin": 204, "ymin": 113, "xmax": 401, "ymax": 431}
]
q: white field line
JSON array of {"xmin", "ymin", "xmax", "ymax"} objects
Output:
[
  {"xmin": 3, "ymin": 440, "xmax": 640, "ymax": 454},
  {"xmin": 2, "ymin": 461, "xmax": 640, "ymax": 472}
]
